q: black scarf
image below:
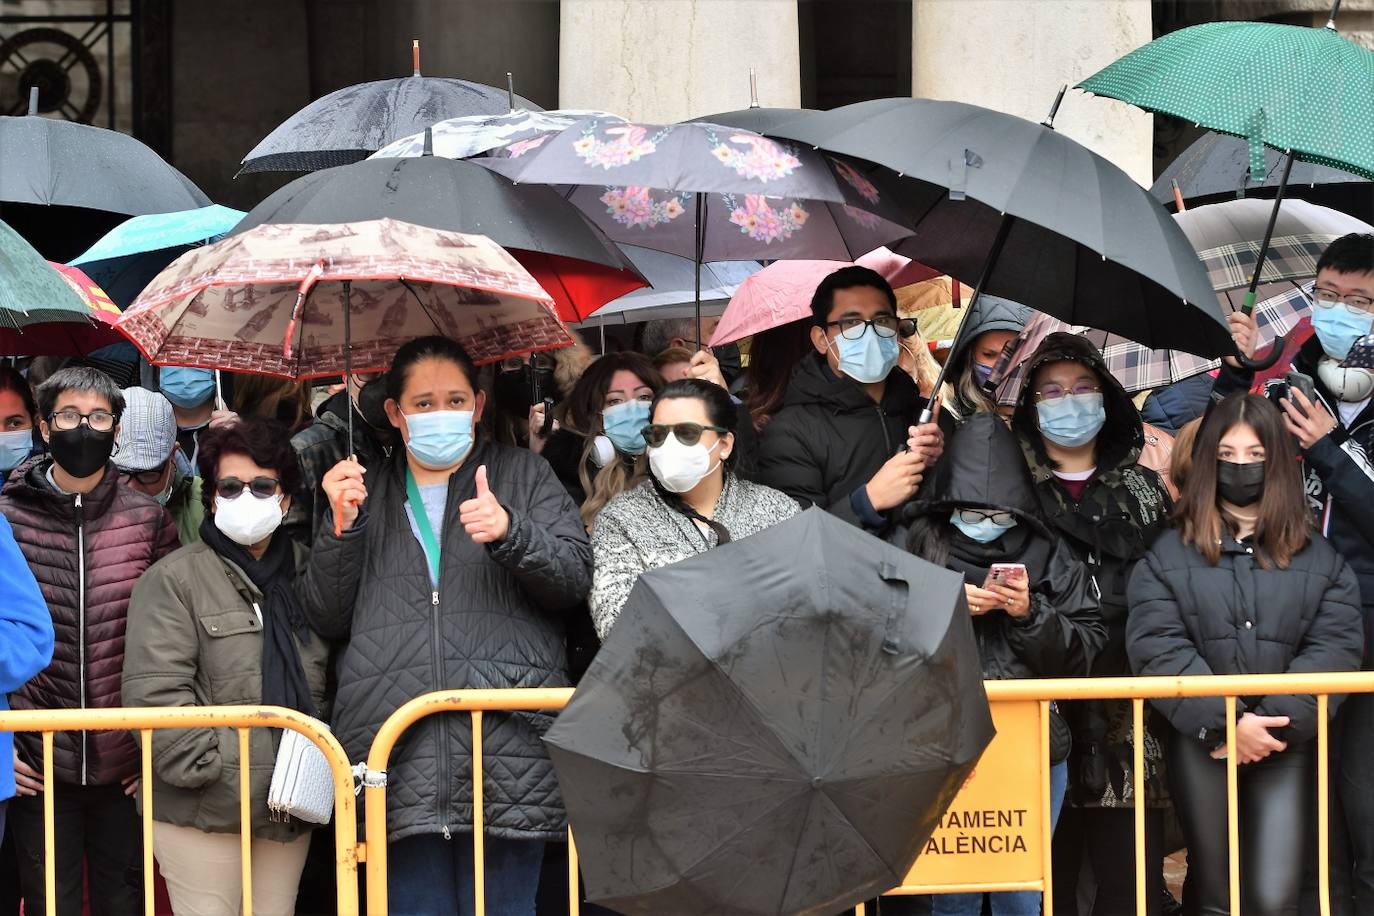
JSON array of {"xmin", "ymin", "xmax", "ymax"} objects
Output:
[
  {"xmin": 944, "ymin": 521, "xmax": 1042, "ymax": 585},
  {"xmin": 199, "ymin": 517, "xmax": 317, "ymax": 717}
]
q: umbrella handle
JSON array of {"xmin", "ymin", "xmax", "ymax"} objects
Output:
[{"xmin": 1232, "ymin": 335, "xmax": 1286, "ymax": 372}]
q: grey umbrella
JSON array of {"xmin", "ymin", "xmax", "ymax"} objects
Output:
[
  {"xmin": 545, "ymin": 507, "xmax": 993, "ymax": 916},
  {"xmin": 238, "ymin": 75, "xmax": 540, "ymax": 174},
  {"xmin": 1155, "ymin": 130, "xmax": 1374, "ymax": 224},
  {"xmin": 688, "ymin": 106, "xmax": 818, "ymax": 134}
]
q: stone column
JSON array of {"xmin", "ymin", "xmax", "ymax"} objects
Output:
[
  {"xmin": 912, "ymin": 0, "xmax": 1155, "ymax": 186},
  {"xmin": 559, "ymin": 0, "xmax": 801, "ymax": 122}
]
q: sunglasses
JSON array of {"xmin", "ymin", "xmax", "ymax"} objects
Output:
[
  {"xmin": 954, "ymin": 508, "xmax": 1016, "ymax": 526},
  {"xmin": 215, "ymin": 476, "xmax": 282, "ymax": 500},
  {"xmin": 119, "ymin": 463, "xmax": 169, "ymax": 487},
  {"xmin": 640, "ymin": 422, "xmax": 729, "ymax": 448}
]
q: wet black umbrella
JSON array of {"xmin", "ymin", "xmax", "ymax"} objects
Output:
[
  {"xmin": 689, "ymin": 106, "xmax": 817, "ymax": 134},
  {"xmin": 0, "ymin": 105, "xmax": 211, "ymax": 261},
  {"xmin": 545, "ymin": 508, "xmax": 993, "ymax": 916},
  {"xmin": 1153, "ymin": 130, "xmax": 1374, "ymax": 224},
  {"xmin": 238, "ymin": 50, "xmax": 540, "ymax": 174}
]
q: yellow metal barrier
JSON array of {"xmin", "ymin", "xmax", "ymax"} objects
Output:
[
  {"xmin": 0, "ymin": 705, "xmax": 360, "ymax": 916},
  {"xmin": 361, "ymin": 672, "xmax": 1374, "ymax": 916}
]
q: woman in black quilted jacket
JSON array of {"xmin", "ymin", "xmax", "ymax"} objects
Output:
[
  {"xmin": 1126, "ymin": 394, "xmax": 1363, "ymax": 916},
  {"xmin": 305, "ymin": 336, "xmax": 592, "ymax": 916}
]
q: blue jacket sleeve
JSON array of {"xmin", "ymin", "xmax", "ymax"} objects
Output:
[{"xmin": 0, "ymin": 515, "xmax": 52, "ymax": 693}]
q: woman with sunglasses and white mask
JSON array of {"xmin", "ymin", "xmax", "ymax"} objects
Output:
[
  {"xmin": 590, "ymin": 378, "xmax": 800, "ymax": 640},
  {"xmin": 123, "ymin": 417, "xmax": 328, "ymax": 916},
  {"xmin": 897, "ymin": 410, "xmax": 1104, "ymax": 916},
  {"xmin": 1010, "ymin": 332, "xmax": 1176, "ymax": 915}
]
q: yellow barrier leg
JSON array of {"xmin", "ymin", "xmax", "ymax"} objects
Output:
[
  {"xmin": 1133, "ymin": 700, "xmax": 1146, "ymax": 916},
  {"xmin": 239, "ymin": 729, "xmax": 253, "ymax": 916},
  {"xmin": 569, "ymin": 827, "xmax": 581, "ymax": 916},
  {"xmin": 1225, "ymin": 697, "xmax": 1240, "ymax": 916},
  {"xmin": 473, "ymin": 710, "xmax": 485, "ymax": 916},
  {"xmin": 1319, "ymin": 696, "xmax": 1331, "ymax": 916},
  {"xmin": 42, "ymin": 731, "xmax": 54, "ymax": 916},
  {"xmin": 141, "ymin": 729, "xmax": 154, "ymax": 916},
  {"xmin": 1040, "ymin": 701, "xmax": 1054, "ymax": 915}
]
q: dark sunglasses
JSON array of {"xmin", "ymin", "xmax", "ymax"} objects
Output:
[
  {"xmin": 215, "ymin": 476, "xmax": 282, "ymax": 500},
  {"xmin": 119, "ymin": 463, "xmax": 169, "ymax": 487},
  {"xmin": 641, "ymin": 422, "xmax": 729, "ymax": 448}
]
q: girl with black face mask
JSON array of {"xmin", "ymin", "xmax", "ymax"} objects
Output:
[{"xmin": 1127, "ymin": 394, "xmax": 1364, "ymax": 916}]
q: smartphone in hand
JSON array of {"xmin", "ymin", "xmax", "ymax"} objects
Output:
[{"xmin": 982, "ymin": 563, "xmax": 1027, "ymax": 591}]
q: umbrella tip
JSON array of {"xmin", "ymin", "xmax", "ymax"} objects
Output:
[
  {"xmin": 749, "ymin": 68, "xmax": 759, "ymax": 108},
  {"xmin": 412, "ymin": 38, "xmax": 421, "ymax": 77},
  {"xmin": 1325, "ymin": 0, "xmax": 1342, "ymax": 28},
  {"xmin": 507, "ymin": 72, "xmax": 516, "ymax": 111},
  {"xmin": 422, "ymin": 126, "xmax": 434, "ymax": 157},
  {"xmin": 26, "ymin": 86, "xmax": 37, "ymax": 116},
  {"xmin": 1041, "ymin": 85, "xmax": 1068, "ymax": 129}
]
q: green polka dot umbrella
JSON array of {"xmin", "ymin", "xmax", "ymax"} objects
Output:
[{"xmin": 1077, "ymin": 20, "xmax": 1374, "ymax": 183}]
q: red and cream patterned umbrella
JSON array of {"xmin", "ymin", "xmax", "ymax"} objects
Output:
[{"xmin": 115, "ymin": 218, "xmax": 570, "ymax": 379}]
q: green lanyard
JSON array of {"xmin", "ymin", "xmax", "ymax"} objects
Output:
[{"xmin": 405, "ymin": 467, "xmax": 441, "ymax": 585}]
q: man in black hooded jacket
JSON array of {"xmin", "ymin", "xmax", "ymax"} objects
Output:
[{"xmin": 755, "ymin": 267, "xmax": 944, "ymax": 535}]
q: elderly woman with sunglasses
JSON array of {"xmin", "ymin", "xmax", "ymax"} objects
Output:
[
  {"xmin": 589, "ymin": 378, "xmax": 801, "ymax": 640},
  {"xmin": 123, "ymin": 417, "xmax": 328, "ymax": 916}
]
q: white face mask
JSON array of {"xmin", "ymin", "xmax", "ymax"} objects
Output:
[
  {"xmin": 649, "ymin": 433, "xmax": 722, "ymax": 494},
  {"xmin": 213, "ymin": 492, "xmax": 284, "ymax": 546}
]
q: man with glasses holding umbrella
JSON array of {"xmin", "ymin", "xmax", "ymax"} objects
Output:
[{"xmin": 755, "ymin": 266, "xmax": 944, "ymax": 534}]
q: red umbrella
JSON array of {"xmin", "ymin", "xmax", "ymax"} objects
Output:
[
  {"xmin": 514, "ymin": 250, "xmax": 647, "ymax": 323},
  {"xmin": 0, "ymin": 262, "xmax": 125, "ymax": 356}
]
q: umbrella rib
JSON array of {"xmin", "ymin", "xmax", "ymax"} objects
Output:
[{"xmin": 401, "ymin": 279, "xmax": 445, "ymax": 335}]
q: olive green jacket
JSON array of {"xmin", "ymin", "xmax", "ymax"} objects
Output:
[
  {"xmin": 166, "ymin": 472, "xmax": 204, "ymax": 546},
  {"xmin": 123, "ymin": 539, "xmax": 329, "ymax": 842}
]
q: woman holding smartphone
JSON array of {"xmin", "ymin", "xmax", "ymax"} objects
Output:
[
  {"xmin": 1127, "ymin": 394, "xmax": 1363, "ymax": 916},
  {"xmin": 897, "ymin": 411, "xmax": 1106, "ymax": 916}
]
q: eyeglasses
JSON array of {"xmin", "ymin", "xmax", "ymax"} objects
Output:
[
  {"xmin": 641, "ymin": 422, "xmax": 729, "ymax": 448},
  {"xmin": 499, "ymin": 353, "xmax": 556, "ymax": 372},
  {"xmin": 1033, "ymin": 383, "xmax": 1101, "ymax": 402},
  {"xmin": 825, "ymin": 316, "xmax": 919, "ymax": 340},
  {"xmin": 119, "ymin": 464, "xmax": 169, "ymax": 487},
  {"xmin": 214, "ymin": 476, "xmax": 282, "ymax": 500},
  {"xmin": 1313, "ymin": 288, "xmax": 1374, "ymax": 315},
  {"xmin": 954, "ymin": 508, "xmax": 1016, "ymax": 526},
  {"xmin": 48, "ymin": 409, "xmax": 117, "ymax": 432}
]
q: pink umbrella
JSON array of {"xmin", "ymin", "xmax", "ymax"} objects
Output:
[
  {"xmin": 856, "ymin": 247, "xmax": 941, "ymax": 288},
  {"xmin": 709, "ymin": 259, "xmax": 852, "ymax": 346}
]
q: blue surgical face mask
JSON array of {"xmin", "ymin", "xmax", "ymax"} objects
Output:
[
  {"xmin": 602, "ymin": 400, "xmax": 651, "ymax": 455},
  {"xmin": 1312, "ymin": 306, "xmax": 1374, "ymax": 360},
  {"xmin": 972, "ymin": 362, "xmax": 995, "ymax": 384},
  {"xmin": 832, "ymin": 327, "xmax": 900, "ymax": 384},
  {"xmin": 1036, "ymin": 392, "xmax": 1106, "ymax": 448},
  {"xmin": 160, "ymin": 367, "xmax": 216, "ymax": 409},
  {"xmin": 403, "ymin": 409, "xmax": 474, "ymax": 468},
  {"xmin": 0, "ymin": 428, "xmax": 32, "ymax": 473},
  {"xmin": 950, "ymin": 511, "xmax": 1017, "ymax": 544}
]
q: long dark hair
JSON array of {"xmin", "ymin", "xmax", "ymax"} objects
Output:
[
  {"xmin": 566, "ymin": 352, "xmax": 664, "ymax": 529},
  {"xmin": 744, "ymin": 319, "xmax": 812, "ymax": 432},
  {"xmin": 648, "ymin": 378, "xmax": 738, "ymax": 542},
  {"xmin": 385, "ymin": 336, "xmax": 477, "ymax": 402},
  {"xmin": 1177, "ymin": 394, "xmax": 1309, "ymax": 569}
]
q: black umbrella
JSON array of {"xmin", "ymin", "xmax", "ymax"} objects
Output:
[
  {"xmin": 0, "ymin": 104, "xmax": 211, "ymax": 261},
  {"xmin": 1153, "ymin": 130, "xmax": 1374, "ymax": 224},
  {"xmin": 769, "ymin": 94, "xmax": 1246, "ymax": 420},
  {"xmin": 545, "ymin": 508, "xmax": 993, "ymax": 916},
  {"xmin": 688, "ymin": 107, "xmax": 818, "ymax": 134},
  {"xmin": 238, "ymin": 47, "xmax": 540, "ymax": 174}
]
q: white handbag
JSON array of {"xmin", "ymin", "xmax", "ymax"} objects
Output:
[{"xmin": 267, "ymin": 728, "xmax": 335, "ymax": 825}]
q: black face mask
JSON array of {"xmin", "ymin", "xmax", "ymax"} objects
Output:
[
  {"xmin": 48, "ymin": 426, "xmax": 114, "ymax": 479},
  {"xmin": 1216, "ymin": 459, "xmax": 1265, "ymax": 507},
  {"xmin": 354, "ymin": 376, "xmax": 391, "ymax": 431},
  {"xmin": 494, "ymin": 366, "xmax": 555, "ymax": 413}
]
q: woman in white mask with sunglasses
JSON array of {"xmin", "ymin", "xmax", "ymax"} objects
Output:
[{"xmin": 589, "ymin": 378, "xmax": 800, "ymax": 640}]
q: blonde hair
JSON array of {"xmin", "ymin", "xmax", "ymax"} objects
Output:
[{"xmin": 579, "ymin": 449, "xmax": 647, "ymax": 529}]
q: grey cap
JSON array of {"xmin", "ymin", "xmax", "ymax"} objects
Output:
[{"xmin": 113, "ymin": 386, "xmax": 176, "ymax": 473}]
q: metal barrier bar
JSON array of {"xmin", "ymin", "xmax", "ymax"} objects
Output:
[
  {"xmin": 1133, "ymin": 698, "xmax": 1146, "ymax": 916},
  {"xmin": 1225, "ymin": 696, "xmax": 1240, "ymax": 916},
  {"xmin": 1319, "ymin": 695, "xmax": 1331, "ymax": 916},
  {"xmin": 1039, "ymin": 700, "xmax": 1053, "ymax": 914},
  {"xmin": 239, "ymin": 728, "xmax": 254, "ymax": 916},
  {"xmin": 140, "ymin": 729, "xmax": 154, "ymax": 916},
  {"xmin": 473, "ymin": 709, "xmax": 486, "ymax": 916},
  {"xmin": 568, "ymin": 828, "xmax": 581, "ymax": 916},
  {"xmin": 0, "ymin": 706, "xmax": 360, "ymax": 916}
]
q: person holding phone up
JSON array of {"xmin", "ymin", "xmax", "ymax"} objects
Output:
[{"xmin": 895, "ymin": 411, "xmax": 1105, "ymax": 916}]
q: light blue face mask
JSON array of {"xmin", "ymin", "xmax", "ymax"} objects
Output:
[
  {"xmin": 1312, "ymin": 306, "xmax": 1374, "ymax": 360},
  {"xmin": 0, "ymin": 428, "xmax": 32, "ymax": 473},
  {"xmin": 1036, "ymin": 392, "xmax": 1106, "ymax": 448},
  {"xmin": 602, "ymin": 400, "xmax": 651, "ymax": 455},
  {"xmin": 403, "ymin": 409, "xmax": 475, "ymax": 468},
  {"xmin": 833, "ymin": 326, "xmax": 900, "ymax": 384},
  {"xmin": 950, "ymin": 511, "xmax": 1017, "ymax": 544},
  {"xmin": 972, "ymin": 362, "xmax": 995, "ymax": 384},
  {"xmin": 160, "ymin": 367, "xmax": 215, "ymax": 409}
]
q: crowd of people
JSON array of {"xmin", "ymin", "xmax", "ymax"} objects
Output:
[{"xmin": 0, "ymin": 234, "xmax": 1367, "ymax": 916}]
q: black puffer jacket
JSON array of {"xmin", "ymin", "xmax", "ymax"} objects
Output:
[
  {"xmin": 898, "ymin": 413, "xmax": 1105, "ymax": 680},
  {"xmin": 1126, "ymin": 528, "xmax": 1363, "ymax": 746},
  {"xmin": 755, "ymin": 354, "xmax": 929, "ymax": 534},
  {"xmin": 302, "ymin": 439, "xmax": 591, "ymax": 842}
]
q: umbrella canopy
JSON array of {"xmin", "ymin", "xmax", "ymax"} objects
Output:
[
  {"xmin": 116, "ymin": 219, "xmax": 570, "ymax": 378},
  {"xmin": 69, "ymin": 205, "xmax": 246, "ymax": 308},
  {"xmin": 232, "ymin": 156, "xmax": 645, "ymax": 322},
  {"xmin": 1078, "ymin": 21, "xmax": 1374, "ymax": 183},
  {"xmin": 573, "ymin": 246, "xmax": 761, "ymax": 326},
  {"xmin": 710, "ymin": 259, "xmax": 853, "ymax": 346},
  {"xmin": 768, "ymin": 97, "xmax": 1233, "ymax": 357},
  {"xmin": 238, "ymin": 76, "xmax": 540, "ymax": 174},
  {"xmin": 0, "ymin": 221, "xmax": 123, "ymax": 355},
  {"xmin": 368, "ymin": 108, "xmax": 620, "ymax": 160},
  {"xmin": 687, "ymin": 106, "xmax": 818, "ymax": 134},
  {"xmin": 1153, "ymin": 131, "xmax": 1374, "ymax": 224},
  {"xmin": 545, "ymin": 508, "xmax": 992, "ymax": 916}
]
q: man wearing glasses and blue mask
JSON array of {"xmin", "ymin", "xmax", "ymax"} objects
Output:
[{"xmin": 755, "ymin": 266, "xmax": 944, "ymax": 533}]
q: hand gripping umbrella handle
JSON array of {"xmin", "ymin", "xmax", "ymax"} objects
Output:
[
  {"xmin": 1230, "ymin": 289, "xmax": 1287, "ymax": 372},
  {"xmin": 1229, "ymin": 153, "xmax": 1295, "ymax": 373}
]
